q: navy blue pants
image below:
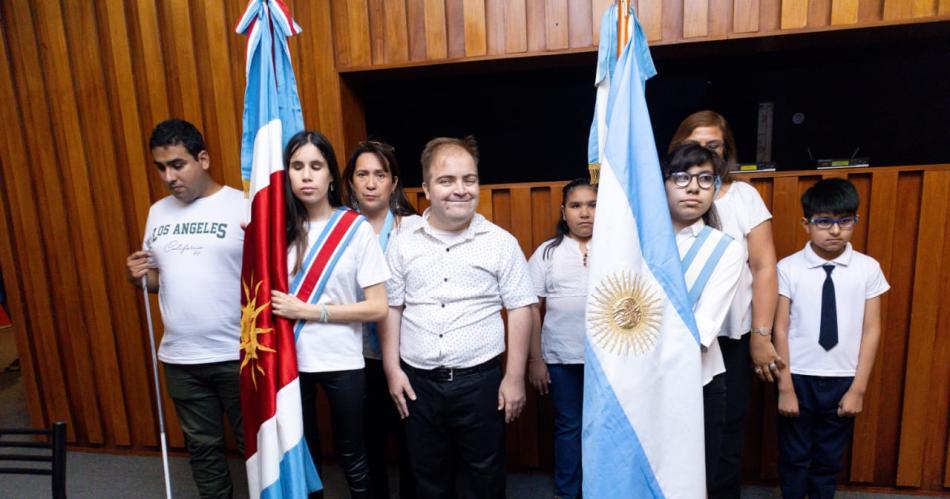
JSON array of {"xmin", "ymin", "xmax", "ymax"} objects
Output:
[
  {"xmin": 548, "ymin": 364, "xmax": 583, "ymax": 499},
  {"xmin": 777, "ymin": 374, "xmax": 855, "ymax": 499}
]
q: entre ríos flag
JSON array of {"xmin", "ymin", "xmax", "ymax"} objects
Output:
[{"xmin": 236, "ymin": 1, "xmax": 321, "ymax": 497}]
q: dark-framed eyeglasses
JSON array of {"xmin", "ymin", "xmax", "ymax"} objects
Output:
[
  {"xmin": 808, "ymin": 216, "xmax": 858, "ymax": 230},
  {"xmin": 666, "ymin": 171, "xmax": 718, "ymax": 189}
]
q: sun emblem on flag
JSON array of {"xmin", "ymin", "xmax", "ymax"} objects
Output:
[
  {"xmin": 240, "ymin": 276, "xmax": 275, "ymax": 389},
  {"xmin": 588, "ymin": 270, "xmax": 663, "ymax": 356}
]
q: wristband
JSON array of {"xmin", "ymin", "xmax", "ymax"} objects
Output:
[
  {"xmin": 320, "ymin": 304, "xmax": 329, "ymax": 323},
  {"xmin": 752, "ymin": 326, "xmax": 772, "ymax": 336}
]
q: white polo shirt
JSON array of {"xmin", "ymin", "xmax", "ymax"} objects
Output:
[
  {"xmin": 675, "ymin": 220, "xmax": 745, "ymax": 385},
  {"xmin": 386, "ymin": 211, "xmax": 537, "ymax": 370},
  {"xmin": 528, "ymin": 237, "xmax": 588, "ymax": 364},
  {"xmin": 778, "ymin": 243, "xmax": 889, "ymax": 376}
]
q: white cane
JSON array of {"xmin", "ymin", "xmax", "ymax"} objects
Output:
[{"xmin": 141, "ymin": 275, "xmax": 173, "ymax": 499}]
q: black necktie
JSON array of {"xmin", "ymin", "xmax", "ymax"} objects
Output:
[{"xmin": 819, "ymin": 264, "xmax": 838, "ymax": 350}]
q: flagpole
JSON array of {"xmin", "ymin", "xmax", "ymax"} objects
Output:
[{"xmin": 141, "ymin": 276, "xmax": 173, "ymax": 499}]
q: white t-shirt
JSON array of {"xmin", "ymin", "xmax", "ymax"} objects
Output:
[
  {"xmin": 528, "ymin": 237, "xmax": 588, "ymax": 364},
  {"xmin": 290, "ymin": 214, "xmax": 390, "ymax": 372},
  {"xmin": 778, "ymin": 243, "xmax": 889, "ymax": 376},
  {"xmin": 143, "ymin": 186, "xmax": 244, "ymax": 364},
  {"xmin": 362, "ymin": 214, "xmax": 421, "ymax": 360},
  {"xmin": 714, "ymin": 181, "xmax": 772, "ymax": 339}
]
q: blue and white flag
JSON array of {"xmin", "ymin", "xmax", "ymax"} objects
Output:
[
  {"xmin": 587, "ymin": 4, "xmax": 656, "ymax": 170},
  {"xmin": 583, "ymin": 7, "xmax": 706, "ymax": 499},
  {"xmin": 236, "ymin": 1, "xmax": 321, "ymax": 498}
]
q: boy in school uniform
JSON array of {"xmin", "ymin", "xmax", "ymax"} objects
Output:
[{"xmin": 774, "ymin": 178, "xmax": 889, "ymax": 499}]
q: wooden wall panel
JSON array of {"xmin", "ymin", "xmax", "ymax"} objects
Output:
[
  {"xmin": 545, "ymin": 0, "xmax": 571, "ymax": 50},
  {"xmin": 896, "ymin": 170, "xmax": 949, "ymax": 487},
  {"xmin": 0, "ymin": 0, "xmax": 361, "ymax": 452},
  {"xmin": 734, "ymin": 0, "xmax": 761, "ymax": 31},
  {"xmin": 505, "ymin": 0, "xmax": 529, "ymax": 53},
  {"xmin": 2, "ymin": 1, "xmax": 949, "ymax": 493},
  {"xmin": 462, "ymin": 0, "xmax": 488, "ymax": 56},
  {"xmin": 327, "ymin": 0, "xmax": 950, "ymax": 71},
  {"xmin": 568, "ymin": 0, "xmax": 594, "ymax": 47}
]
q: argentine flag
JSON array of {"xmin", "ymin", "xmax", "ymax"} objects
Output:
[
  {"xmin": 236, "ymin": 1, "xmax": 321, "ymax": 497},
  {"xmin": 583, "ymin": 6, "xmax": 706, "ymax": 499}
]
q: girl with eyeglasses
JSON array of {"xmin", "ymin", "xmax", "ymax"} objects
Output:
[
  {"xmin": 670, "ymin": 111, "xmax": 783, "ymax": 498},
  {"xmin": 663, "ymin": 143, "xmax": 745, "ymax": 493},
  {"xmin": 270, "ymin": 130, "xmax": 391, "ymax": 498},
  {"xmin": 341, "ymin": 139, "xmax": 420, "ymax": 499},
  {"xmin": 526, "ymin": 178, "xmax": 597, "ymax": 499}
]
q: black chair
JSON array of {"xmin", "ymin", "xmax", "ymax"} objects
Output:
[{"xmin": 0, "ymin": 421, "xmax": 66, "ymax": 498}]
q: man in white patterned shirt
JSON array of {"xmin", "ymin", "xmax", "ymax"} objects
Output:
[{"xmin": 380, "ymin": 136, "xmax": 536, "ymax": 498}]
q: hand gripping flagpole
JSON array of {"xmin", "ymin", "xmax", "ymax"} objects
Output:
[{"xmin": 141, "ymin": 275, "xmax": 173, "ymax": 499}]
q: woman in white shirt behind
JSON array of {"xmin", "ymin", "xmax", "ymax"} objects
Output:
[
  {"xmin": 527, "ymin": 178, "xmax": 596, "ymax": 499},
  {"xmin": 270, "ymin": 130, "xmax": 390, "ymax": 499}
]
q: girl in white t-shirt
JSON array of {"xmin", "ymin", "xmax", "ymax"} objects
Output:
[
  {"xmin": 341, "ymin": 139, "xmax": 419, "ymax": 499},
  {"xmin": 527, "ymin": 178, "xmax": 596, "ymax": 499},
  {"xmin": 670, "ymin": 110, "xmax": 783, "ymax": 497},
  {"xmin": 270, "ymin": 130, "xmax": 389, "ymax": 498}
]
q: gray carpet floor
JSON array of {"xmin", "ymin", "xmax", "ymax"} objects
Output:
[{"xmin": 0, "ymin": 325, "xmax": 912, "ymax": 498}]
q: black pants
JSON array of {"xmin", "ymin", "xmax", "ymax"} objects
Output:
[
  {"xmin": 778, "ymin": 374, "xmax": 855, "ymax": 499},
  {"xmin": 403, "ymin": 360, "xmax": 506, "ymax": 499},
  {"xmin": 300, "ymin": 369, "xmax": 373, "ymax": 499},
  {"xmin": 364, "ymin": 358, "xmax": 416, "ymax": 498},
  {"xmin": 710, "ymin": 334, "xmax": 752, "ymax": 499},
  {"xmin": 704, "ymin": 372, "xmax": 727, "ymax": 493}
]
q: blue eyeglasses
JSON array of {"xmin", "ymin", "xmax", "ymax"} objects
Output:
[{"xmin": 808, "ymin": 216, "xmax": 858, "ymax": 230}]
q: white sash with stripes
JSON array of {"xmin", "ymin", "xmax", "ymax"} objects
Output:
[{"xmin": 681, "ymin": 225, "xmax": 735, "ymax": 310}]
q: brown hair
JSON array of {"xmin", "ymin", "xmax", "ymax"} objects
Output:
[
  {"xmin": 420, "ymin": 136, "xmax": 479, "ymax": 182},
  {"xmin": 668, "ymin": 110, "xmax": 737, "ymax": 181},
  {"xmin": 341, "ymin": 139, "xmax": 418, "ymax": 218}
]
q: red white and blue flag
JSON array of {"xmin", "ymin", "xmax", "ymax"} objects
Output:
[{"xmin": 236, "ymin": 1, "xmax": 321, "ymax": 497}]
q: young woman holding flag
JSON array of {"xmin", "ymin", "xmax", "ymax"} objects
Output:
[
  {"xmin": 270, "ymin": 130, "xmax": 389, "ymax": 499},
  {"xmin": 342, "ymin": 140, "xmax": 419, "ymax": 499}
]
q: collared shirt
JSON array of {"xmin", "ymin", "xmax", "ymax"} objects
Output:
[
  {"xmin": 675, "ymin": 220, "xmax": 745, "ymax": 385},
  {"xmin": 387, "ymin": 211, "xmax": 537, "ymax": 369},
  {"xmin": 528, "ymin": 237, "xmax": 588, "ymax": 364},
  {"xmin": 778, "ymin": 242, "xmax": 889, "ymax": 376}
]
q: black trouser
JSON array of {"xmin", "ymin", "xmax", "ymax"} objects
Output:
[
  {"xmin": 403, "ymin": 359, "xmax": 506, "ymax": 499},
  {"xmin": 364, "ymin": 358, "xmax": 416, "ymax": 498},
  {"xmin": 710, "ymin": 334, "xmax": 752, "ymax": 499},
  {"xmin": 704, "ymin": 372, "xmax": 727, "ymax": 493},
  {"xmin": 778, "ymin": 375, "xmax": 855, "ymax": 499},
  {"xmin": 300, "ymin": 369, "xmax": 373, "ymax": 499},
  {"xmin": 164, "ymin": 361, "xmax": 244, "ymax": 499}
]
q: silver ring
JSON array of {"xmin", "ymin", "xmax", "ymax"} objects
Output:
[
  {"xmin": 754, "ymin": 367, "xmax": 762, "ymax": 373},
  {"xmin": 769, "ymin": 362, "xmax": 778, "ymax": 371}
]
